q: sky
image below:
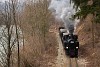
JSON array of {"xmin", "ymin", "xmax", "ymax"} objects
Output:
[{"xmin": 0, "ymin": 0, "xmax": 8, "ymax": 2}]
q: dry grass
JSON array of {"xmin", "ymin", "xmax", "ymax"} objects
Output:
[{"xmin": 19, "ymin": 23, "xmax": 58, "ymax": 67}]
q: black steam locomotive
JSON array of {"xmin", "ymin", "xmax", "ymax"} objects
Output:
[{"xmin": 59, "ymin": 27, "xmax": 79, "ymax": 58}]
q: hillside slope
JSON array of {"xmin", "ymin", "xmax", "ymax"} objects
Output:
[{"xmin": 76, "ymin": 15, "xmax": 100, "ymax": 67}]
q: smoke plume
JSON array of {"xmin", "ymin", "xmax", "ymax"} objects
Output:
[{"xmin": 48, "ymin": 0, "xmax": 80, "ymax": 34}]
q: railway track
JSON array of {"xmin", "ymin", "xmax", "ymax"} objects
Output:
[{"xmin": 68, "ymin": 58, "xmax": 78, "ymax": 67}]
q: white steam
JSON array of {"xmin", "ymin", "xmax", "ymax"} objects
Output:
[{"xmin": 48, "ymin": 0, "xmax": 80, "ymax": 34}]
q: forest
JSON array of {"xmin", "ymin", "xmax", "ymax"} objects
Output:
[{"xmin": 0, "ymin": 0, "xmax": 100, "ymax": 67}]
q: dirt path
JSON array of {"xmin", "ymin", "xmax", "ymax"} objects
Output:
[
  {"xmin": 56, "ymin": 33, "xmax": 70, "ymax": 67},
  {"xmin": 55, "ymin": 32, "xmax": 88, "ymax": 67}
]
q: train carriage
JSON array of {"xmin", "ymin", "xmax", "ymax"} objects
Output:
[{"xmin": 59, "ymin": 27, "xmax": 67, "ymax": 42}]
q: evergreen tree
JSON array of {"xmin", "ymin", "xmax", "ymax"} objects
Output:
[{"xmin": 71, "ymin": 0, "xmax": 100, "ymax": 23}]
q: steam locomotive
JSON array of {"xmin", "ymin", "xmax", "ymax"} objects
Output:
[{"xmin": 59, "ymin": 27, "xmax": 79, "ymax": 58}]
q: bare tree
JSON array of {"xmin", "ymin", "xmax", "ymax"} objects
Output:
[
  {"xmin": 0, "ymin": 0, "xmax": 22, "ymax": 67},
  {"xmin": 10, "ymin": 0, "xmax": 20, "ymax": 67}
]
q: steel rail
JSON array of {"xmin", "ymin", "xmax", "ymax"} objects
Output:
[{"xmin": 69, "ymin": 58, "xmax": 79, "ymax": 67}]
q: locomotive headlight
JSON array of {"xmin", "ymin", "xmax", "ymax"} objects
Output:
[
  {"xmin": 66, "ymin": 47, "xmax": 68, "ymax": 49},
  {"xmin": 76, "ymin": 47, "xmax": 78, "ymax": 49}
]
